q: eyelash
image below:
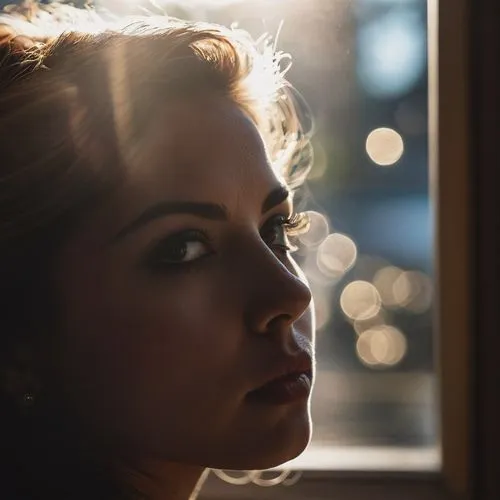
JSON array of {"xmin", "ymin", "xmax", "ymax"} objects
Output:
[
  {"xmin": 279, "ymin": 212, "xmax": 309, "ymax": 236},
  {"xmin": 262, "ymin": 213, "xmax": 307, "ymax": 253},
  {"xmin": 144, "ymin": 212, "xmax": 309, "ymax": 271}
]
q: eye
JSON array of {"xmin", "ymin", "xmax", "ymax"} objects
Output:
[
  {"xmin": 261, "ymin": 214, "xmax": 301, "ymax": 254},
  {"xmin": 145, "ymin": 230, "xmax": 213, "ymax": 268}
]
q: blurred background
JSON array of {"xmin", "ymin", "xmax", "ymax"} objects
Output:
[{"xmin": 2, "ymin": 0, "xmax": 436, "ymax": 472}]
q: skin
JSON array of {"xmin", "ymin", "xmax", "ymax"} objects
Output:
[{"xmin": 54, "ymin": 95, "xmax": 315, "ymax": 500}]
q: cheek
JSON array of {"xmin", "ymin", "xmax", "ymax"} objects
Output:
[{"xmin": 61, "ymin": 268, "xmax": 242, "ymax": 428}]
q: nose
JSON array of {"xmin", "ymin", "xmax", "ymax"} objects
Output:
[{"xmin": 244, "ymin": 245, "xmax": 312, "ymax": 336}]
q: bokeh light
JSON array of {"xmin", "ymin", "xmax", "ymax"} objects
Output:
[
  {"xmin": 356, "ymin": 5, "xmax": 426, "ymax": 99},
  {"xmin": 373, "ymin": 266, "xmax": 433, "ymax": 313},
  {"xmin": 392, "ymin": 271, "xmax": 414, "ymax": 306},
  {"xmin": 353, "ymin": 310, "xmax": 387, "ymax": 335},
  {"xmin": 298, "ymin": 211, "xmax": 329, "ymax": 248},
  {"xmin": 317, "ymin": 233, "xmax": 358, "ymax": 281},
  {"xmin": 373, "ymin": 265, "xmax": 404, "ymax": 308},
  {"xmin": 302, "ymin": 252, "xmax": 334, "ymax": 287},
  {"xmin": 396, "ymin": 271, "xmax": 433, "ymax": 313},
  {"xmin": 340, "ymin": 280, "xmax": 381, "ymax": 321},
  {"xmin": 365, "ymin": 127, "xmax": 404, "ymax": 166},
  {"xmin": 356, "ymin": 325, "xmax": 407, "ymax": 368}
]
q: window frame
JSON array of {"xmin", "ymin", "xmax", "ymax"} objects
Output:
[
  {"xmin": 200, "ymin": 0, "xmax": 473, "ymax": 498},
  {"xmin": 471, "ymin": 0, "xmax": 500, "ymax": 498}
]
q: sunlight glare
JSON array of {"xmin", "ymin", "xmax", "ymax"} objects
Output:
[{"xmin": 366, "ymin": 127, "xmax": 404, "ymax": 166}]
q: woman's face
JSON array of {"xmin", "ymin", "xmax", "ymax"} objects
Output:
[{"xmin": 56, "ymin": 96, "xmax": 314, "ymax": 470}]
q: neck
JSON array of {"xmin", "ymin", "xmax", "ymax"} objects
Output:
[{"xmin": 115, "ymin": 458, "xmax": 207, "ymax": 500}]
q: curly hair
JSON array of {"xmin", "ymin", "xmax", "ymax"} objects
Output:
[{"xmin": 0, "ymin": 2, "xmax": 313, "ymax": 498}]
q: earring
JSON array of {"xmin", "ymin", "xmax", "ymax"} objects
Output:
[{"xmin": 22, "ymin": 392, "xmax": 35, "ymax": 407}]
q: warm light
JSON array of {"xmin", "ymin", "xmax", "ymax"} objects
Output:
[
  {"xmin": 353, "ymin": 310, "xmax": 387, "ymax": 335},
  {"xmin": 392, "ymin": 271, "xmax": 414, "ymax": 306},
  {"xmin": 365, "ymin": 127, "xmax": 404, "ymax": 166},
  {"xmin": 317, "ymin": 233, "xmax": 357, "ymax": 281},
  {"xmin": 340, "ymin": 281, "xmax": 381, "ymax": 321},
  {"xmin": 356, "ymin": 325, "xmax": 407, "ymax": 368},
  {"xmin": 373, "ymin": 267, "xmax": 433, "ymax": 313},
  {"xmin": 397, "ymin": 271, "xmax": 433, "ymax": 313},
  {"xmin": 373, "ymin": 266, "xmax": 404, "ymax": 308},
  {"xmin": 298, "ymin": 211, "xmax": 329, "ymax": 248}
]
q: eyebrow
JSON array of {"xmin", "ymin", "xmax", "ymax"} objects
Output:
[
  {"xmin": 111, "ymin": 185, "xmax": 290, "ymax": 243},
  {"xmin": 261, "ymin": 185, "xmax": 290, "ymax": 214}
]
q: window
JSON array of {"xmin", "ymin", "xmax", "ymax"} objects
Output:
[{"xmin": 12, "ymin": 0, "xmax": 470, "ymax": 497}]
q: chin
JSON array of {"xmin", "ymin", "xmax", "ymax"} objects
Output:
[
  {"xmin": 253, "ymin": 424, "xmax": 311, "ymax": 470},
  {"xmin": 246, "ymin": 441, "xmax": 309, "ymax": 471},
  {"xmin": 210, "ymin": 410, "xmax": 312, "ymax": 471}
]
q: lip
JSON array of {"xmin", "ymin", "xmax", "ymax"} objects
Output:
[{"xmin": 246, "ymin": 350, "xmax": 313, "ymax": 405}]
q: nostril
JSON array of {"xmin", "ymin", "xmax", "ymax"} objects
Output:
[
  {"xmin": 246, "ymin": 245, "xmax": 312, "ymax": 334},
  {"xmin": 266, "ymin": 313, "xmax": 294, "ymax": 332}
]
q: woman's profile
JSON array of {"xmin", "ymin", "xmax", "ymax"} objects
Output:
[{"xmin": 0, "ymin": 2, "xmax": 316, "ymax": 499}]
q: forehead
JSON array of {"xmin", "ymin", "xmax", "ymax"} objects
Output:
[
  {"xmin": 80, "ymin": 96, "xmax": 285, "ymax": 242},
  {"xmin": 121, "ymin": 96, "xmax": 280, "ymax": 212}
]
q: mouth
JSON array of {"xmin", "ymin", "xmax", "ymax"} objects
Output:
[
  {"xmin": 246, "ymin": 371, "xmax": 313, "ymax": 405},
  {"xmin": 246, "ymin": 352, "xmax": 313, "ymax": 405}
]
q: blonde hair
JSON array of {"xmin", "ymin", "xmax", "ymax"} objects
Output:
[{"xmin": 0, "ymin": 2, "xmax": 313, "ymax": 498}]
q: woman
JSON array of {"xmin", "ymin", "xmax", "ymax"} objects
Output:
[{"xmin": 0, "ymin": 2, "xmax": 315, "ymax": 499}]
